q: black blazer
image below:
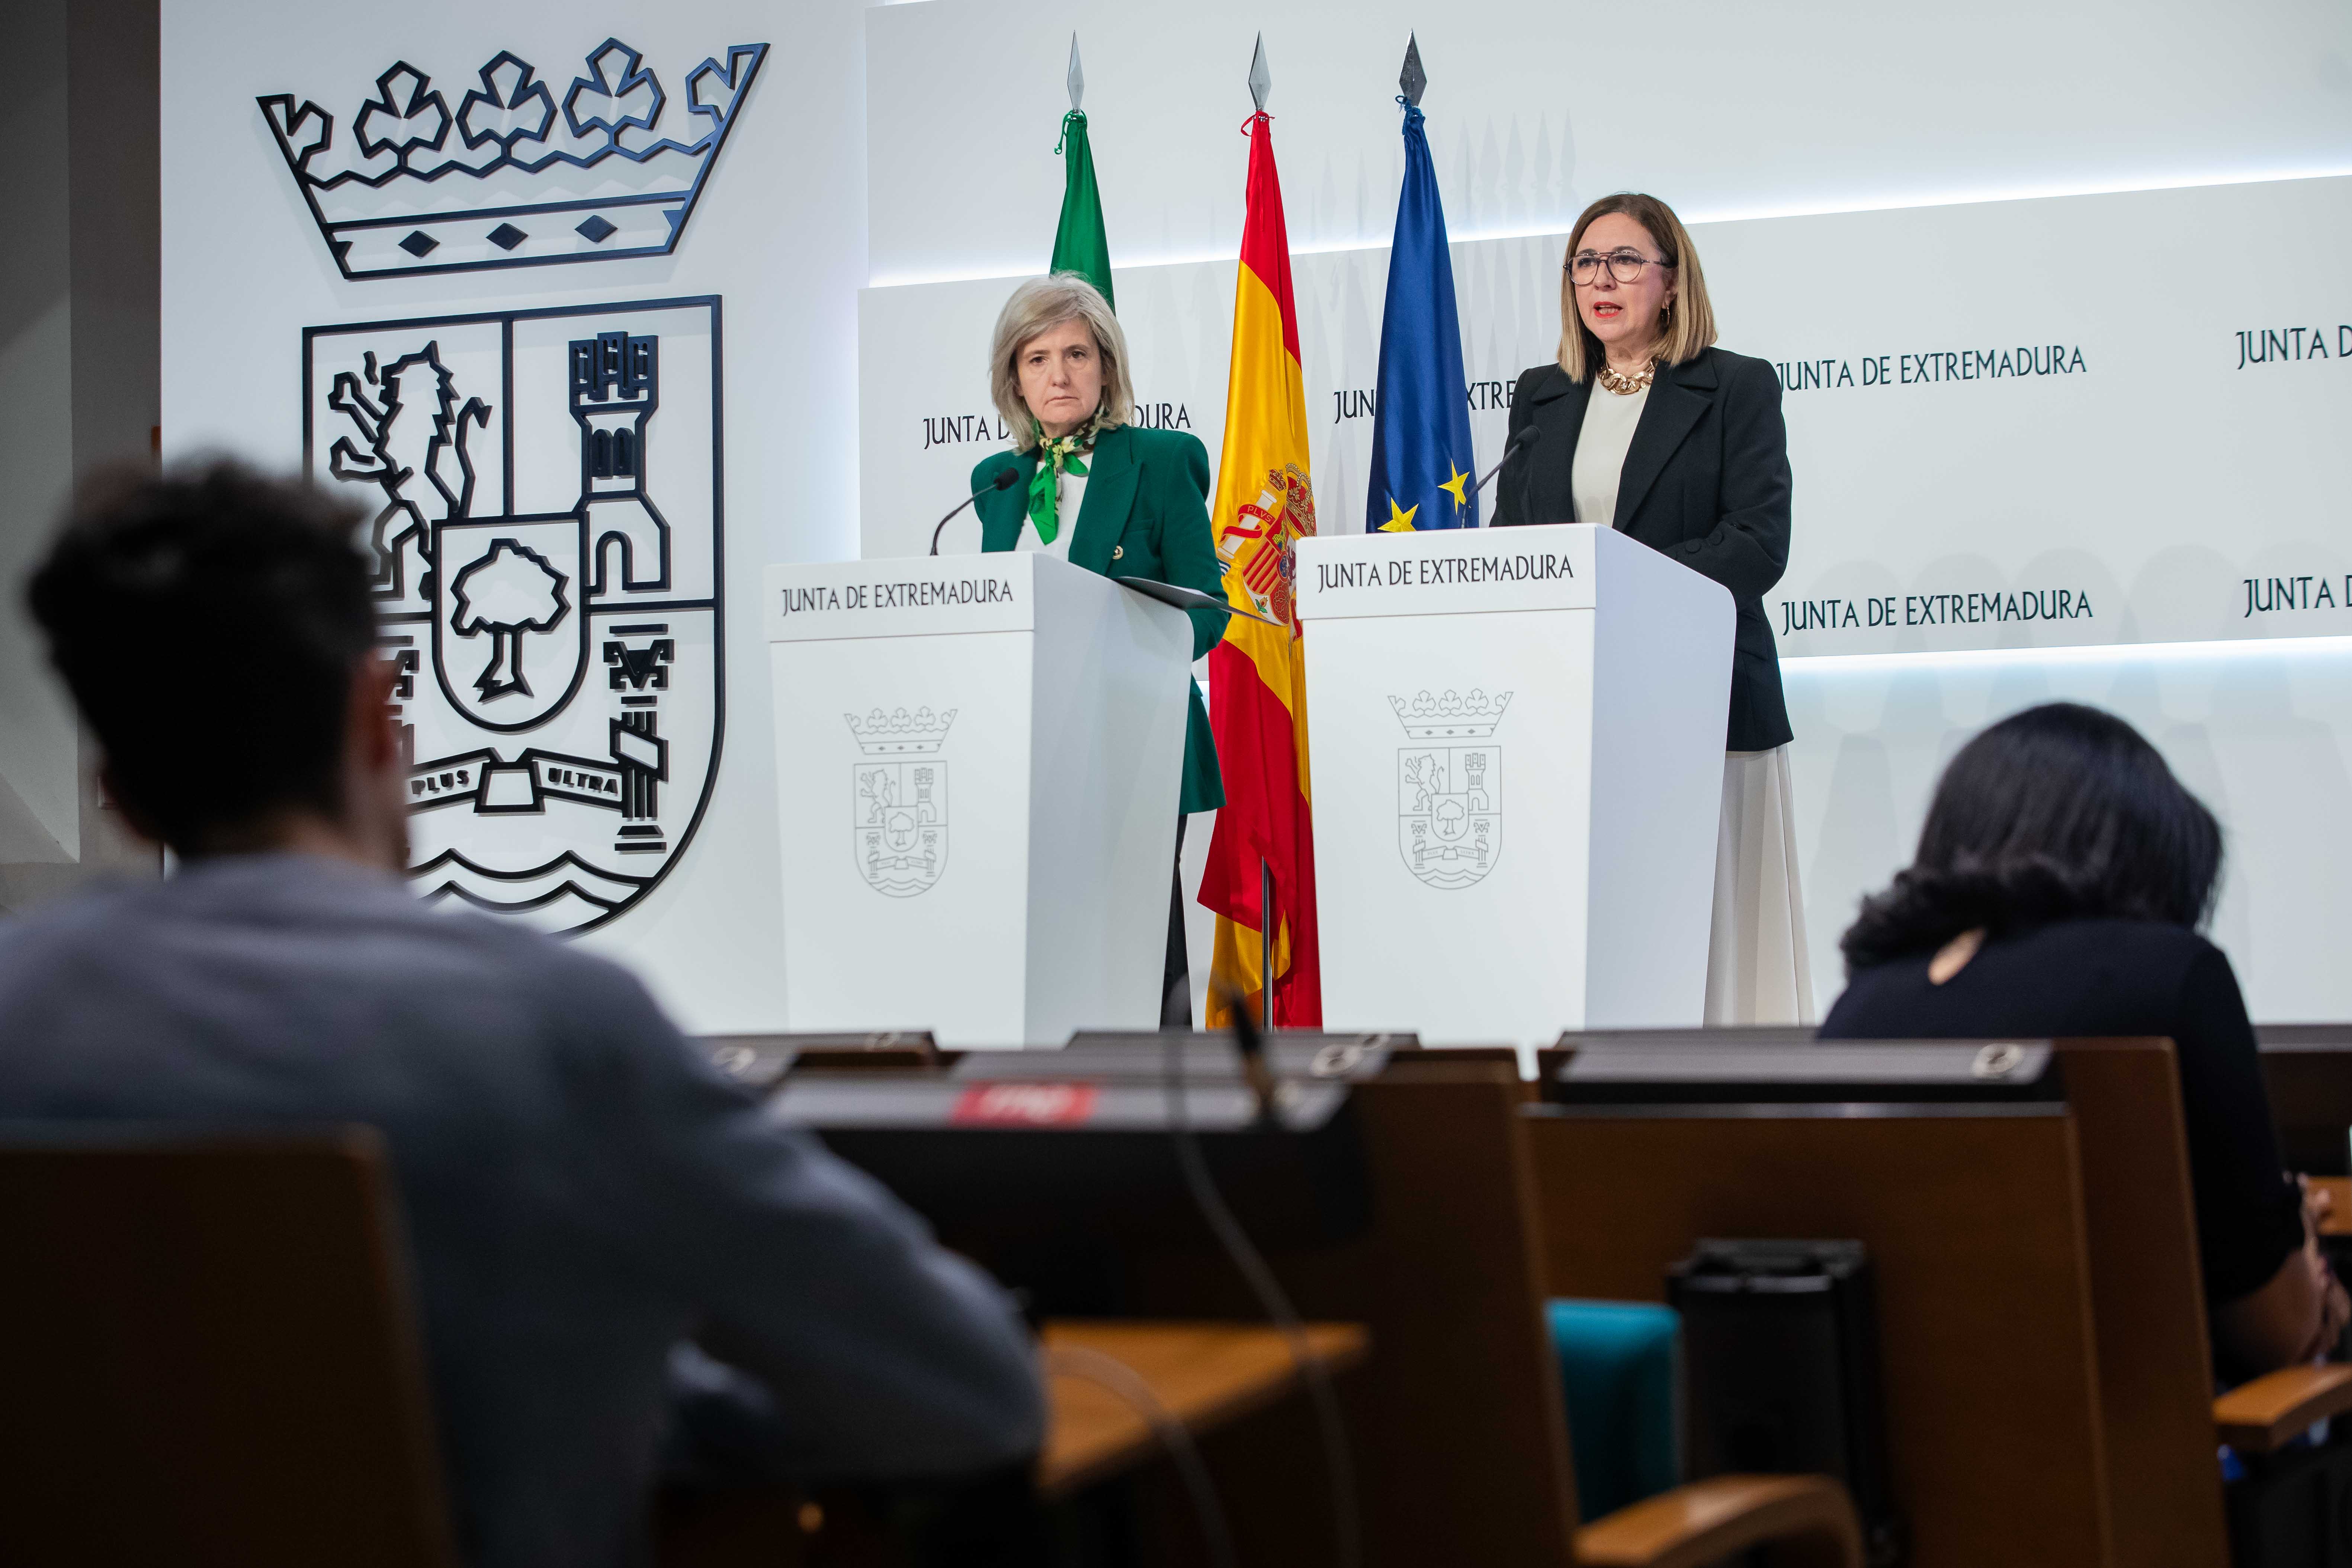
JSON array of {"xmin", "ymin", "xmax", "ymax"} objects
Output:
[{"xmin": 1492, "ymin": 347, "xmax": 1793, "ymax": 751}]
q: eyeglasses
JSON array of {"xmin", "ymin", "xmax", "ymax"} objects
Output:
[{"xmin": 1566, "ymin": 250, "xmax": 1672, "ymax": 285}]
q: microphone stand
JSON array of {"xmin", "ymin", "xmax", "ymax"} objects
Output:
[
  {"xmin": 929, "ymin": 471, "xmax": 1017, "ymax": 555},
  {"xmin": 1472, "ymin": 429, "xmax": 1541, "ymax": 503}
]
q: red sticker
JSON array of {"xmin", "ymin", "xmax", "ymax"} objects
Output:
[{"xmin": 950, "ymin": 1081, "xmax": 1101, "ymax": 1127}]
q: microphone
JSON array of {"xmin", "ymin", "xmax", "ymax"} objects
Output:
[
  {"xmin": 928, "ymin": 468, "xmax": 1020, "ymax": 555},
  {"xmin": 1473, "ymin": 424, "xmax": 1542, "ymax": 500},
  {"xmin": 1219, "ymin": 975, "xmax": 1280, "ymax": 1126}
]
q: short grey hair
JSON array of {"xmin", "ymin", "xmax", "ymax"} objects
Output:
[{"xmin": 988, "ymin": 273, "xmax": 1133, "ymax": 452}]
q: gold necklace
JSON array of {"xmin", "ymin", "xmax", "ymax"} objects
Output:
[{"xmin": 1598, "ymin": 358, "xmax": 1656, "ymax": 395}]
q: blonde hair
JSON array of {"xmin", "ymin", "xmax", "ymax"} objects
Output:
[
  {"xmin": 989, "ymin": 273, "xmax": 1133, "ymax": 452},
  {"xmin": 1556, "ymin": 193, "xmax": 1718, "ymax": 383}
]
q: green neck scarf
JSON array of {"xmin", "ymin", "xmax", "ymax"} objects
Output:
[{"xmin": 1027, "ymin": 421, "xmax": 1095, "ymax": 544}]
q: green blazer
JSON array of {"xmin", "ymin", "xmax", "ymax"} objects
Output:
[{"xmin": 970, "ymin": 424, "xmax": 1229, "ymax": 815}]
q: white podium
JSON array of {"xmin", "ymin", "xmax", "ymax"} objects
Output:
[
  {"xmin": 1294, "ymin": 523, "xmax": 1734, "ymax": 1044},
  {"xmin": 764, "ymin": 552, "xmax": 1194, "ymax": 1046}
]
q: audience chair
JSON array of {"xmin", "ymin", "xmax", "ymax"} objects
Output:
[
  {"xmin": 0, "ymin": 1127, "xmax": 453, "ymax": 1568},
  {"xmin": 2050, "ymin": 1038, "xmax": 2352, "ymax": 1568},
  {"xmin": 1539, "ymin": 1031, "xmax": 2352, "ymax": 1568},
  {"xmin": 2255, "ymin": 1025, "xmax": 2352, "ymax": 1176},
  {"xmin": 1527, "ymin": 1045, "xmax": 2113, "ymax": 1567}
]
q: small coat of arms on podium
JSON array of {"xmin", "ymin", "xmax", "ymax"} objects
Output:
[
  {"xmin": 1392, "ymin": 688, "xmax": 1511, "ymax": 890},
  {"xmin": 848, "ymin": 707, "xmax": 956, "ymax": 897}
]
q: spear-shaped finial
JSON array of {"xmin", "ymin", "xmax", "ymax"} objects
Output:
[
  {"xmin": 1066, "ymin": 33, "xmax": 1084, "ymax": 112},
  {"xmin": 1247, "ymin": 33, "xmax": 1271, "ymax": 113},
  {"xmin": 1399, "ymin": 33, "xmax": 1427, "ymax": 107}
]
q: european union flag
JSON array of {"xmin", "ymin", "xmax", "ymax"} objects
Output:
[{"xmin": 1366, "ymin": 100, "xmax": 1476, "ymax": 533}]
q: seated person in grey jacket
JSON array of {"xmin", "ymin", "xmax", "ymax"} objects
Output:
[{"xmin": 0, "ymin": 461, "xmax": 1044, "ymax": 1568}]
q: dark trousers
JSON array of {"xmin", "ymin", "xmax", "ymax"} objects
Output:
[{"xmin": 1163, "ymin": 816, "xmax": 1192, "ymax": 1029}]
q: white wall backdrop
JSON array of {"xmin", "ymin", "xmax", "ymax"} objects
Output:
[
  {"xmin": 1788, "ymin": 644, "xmax": 2352, "ymax": 1020},
  {"xmin": 160, "ymin": 0, "xmax": 870, "ymax": 1030},
  {"xmin": 866, "ymin": 0, "xmax": 2352, "ymax": 284},
  {"xmin": 864, "ymin": 178, "xmax": 2352, "ymax": 652},
  {"xmin": 2, "ymin": 1, "xmax": 80, "ymax": 870},
  {"xmin": 862, "ymin": 0, "xmax": 2352, "ymax": 1021},
  {"xmin": 153, "ymin": 0, "xmax": 2352, "ymax": 1028}
]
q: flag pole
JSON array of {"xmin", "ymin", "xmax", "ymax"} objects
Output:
[
  {"xmin": 1252, "ymin": 32, "xmax": 1274, "ymax": 1036},
  {"xmin": 1260, "ymin": 862, "xmax": 1276, "ymax": 1030}
]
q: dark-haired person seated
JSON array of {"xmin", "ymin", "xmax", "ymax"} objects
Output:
[
  {"xmin": 0, "ymin": 463, "xmax": 1043, "ymax": 1568},
  {"xmin": 1822, "ymin": 702, "xmax": 2347, "ymax": 1377}
]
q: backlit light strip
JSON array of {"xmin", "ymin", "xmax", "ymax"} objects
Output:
[
  {"xmin": 866, "ymin": 166, "xmax": 2352, "ymax": 290},
  {"xmin": 1787, "ymin": 634, "xmax": 2352, "ymax": 676}
]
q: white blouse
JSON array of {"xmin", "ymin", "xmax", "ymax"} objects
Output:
[
  {"xmin": 1015, "ymin": 469, "xmax": 1085, "ymax": 561},
  {"xmin": 1570, "ymin": 380, "xmax": 1651, "ymax": 528}
]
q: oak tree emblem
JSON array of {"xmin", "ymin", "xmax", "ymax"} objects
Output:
[{"xmin": 449, "ymin": 539, "xmax": 569, "ymax": 699}]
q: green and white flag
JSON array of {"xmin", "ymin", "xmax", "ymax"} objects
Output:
[{"xmin": 1050, "ymin": 39, "xmax": 1113, "ymax": 310}]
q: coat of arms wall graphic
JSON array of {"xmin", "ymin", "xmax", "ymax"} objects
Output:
[
  {"xmin": 847, "ymin": 708, "xmax": 955, "ymax": 897},
  {"xmin": 259, "ymin": 37, "xmax": 767, "ymax": 280},
  {"xmin": 1393, "ymin": 688, "xmax": 1511, "ymax": 890},
  {"xmin": 305, "ymin": 296, "xmax": 725, "ymax": 934}
]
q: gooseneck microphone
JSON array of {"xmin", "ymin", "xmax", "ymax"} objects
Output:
[
  {"xmin": 1473, "ymin": 423, "xmax": 1543, "ymax": 502},
  {"xmin": 928, "ymin": 468, "xmax": 1020, "ymax": 555}
]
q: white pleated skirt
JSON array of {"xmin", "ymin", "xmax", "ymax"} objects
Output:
[{"xmin": 1704, "ymin": 745, "xmax": 1816, "ymax": 1026}]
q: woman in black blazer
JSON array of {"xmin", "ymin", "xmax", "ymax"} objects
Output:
[{"xmin": 1494, "ymin": 192, "xmax": 1806, "ymax": 1024}]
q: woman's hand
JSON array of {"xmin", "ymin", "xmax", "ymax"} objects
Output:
[
  {"xmin": 2215, "ymin": 1175, "xmax": 2352, "ymax": 1373},
  {"xmin": 2309, "ymin": 1254, "xmax": 2351, "ymax": 1361},
  {"xmin": 2302, "ymin": 1173, "xmax": 2335, "ymax": 1232},
  {"xmin": 2298, "ymin": 1176, "xmax": 2352, "ymax": 1360}
]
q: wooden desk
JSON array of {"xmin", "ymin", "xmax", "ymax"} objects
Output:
[
  {"xmin": 1038, "ymin": 1319, "xmax": 1370, "ymax": 1497},
  {"xmin": 657, "ymin": 1320, "xmax": 1372, "ymax": 1567}
]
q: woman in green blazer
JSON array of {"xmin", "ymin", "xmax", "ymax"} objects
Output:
[{"xmin": 968, "ymin": 273, "xmax": 1228, "ymax": 1021}]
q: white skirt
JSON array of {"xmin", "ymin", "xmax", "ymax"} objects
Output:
[{"xmin": 1704, "ymin": 745, "xmax": 1816, "ymax": 1026}]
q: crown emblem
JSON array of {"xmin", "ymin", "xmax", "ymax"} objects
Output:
[
  {"xmin": 847, "ymin": 707, "xmax": 959, "ymax": 757},
  {"xmin": 1389, "ymin": 688, "xmax": 1513, "ymax": 740},
  {"xmin": 259, "ymin": 37, "xmax": 768, "ymax": 280}
]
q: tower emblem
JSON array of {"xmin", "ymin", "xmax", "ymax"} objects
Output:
[
  {"xmin": 260, "ymin": 37, "xmax": 767, "ymax": 280},
  {"xmin": 305, "ymin": 295, "xmax": 724, "ymax": 934},
  {"xmin": 1392, "ymin": 688, "xmax": 1511, "ymax": 890},
  {"xmin": 848, "ymin": 708, "xmax": 955, "ymax": 898}
]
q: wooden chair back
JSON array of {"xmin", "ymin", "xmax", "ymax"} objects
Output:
[
  {"xmin": 2255, "ymin": 1026, "xmax": 2352, "ymax": 1175},
  {"xmin": 1543, "ymin": 1030, "xmax": 2249, "ymax": 1568},
  {"xmin": 2036, "ymin": 1039, "xmax": 2229, "ymax": 1568},
  {"xmin": 1523, "ymin": 1082, "xmax": 2117, "ymax": 1568},
  {"xmin": 0, "ymin": 1128, "xmax": 453, "ymax": 1568}
]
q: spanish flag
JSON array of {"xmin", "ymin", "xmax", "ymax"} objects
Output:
[{"xmin": 1200, "ymin": 110, "xmax": 1321, "ymax": 1027}]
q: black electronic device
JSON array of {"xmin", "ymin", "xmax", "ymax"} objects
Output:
[
  {"xmin": 1669, "ymin": 1238, "xmax": 1902, "ymax": 1567},
  {"xmin": 1116, "ymin": 575, "xmax": 1284, "ymax": 627},
  {"xmin": 773, "ymin": 1046, "xmax": 1375, "ymax": 1315},
  {"xmin": 700, "ymin": 1030, "xmax": 938, "ymax": 1090},
  {"xmin": 1548, "ymin": 1039, "xmax": 2061, "ymax": 1107}
]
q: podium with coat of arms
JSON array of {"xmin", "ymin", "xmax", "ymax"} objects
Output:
[
  {"xmin": 1294, "ymin": 523, "xmax": 1735, "ymax": 1045},
  {"xmin": 764, "ymin": 551, "xmax": 1196, "ymax": 1046}
]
